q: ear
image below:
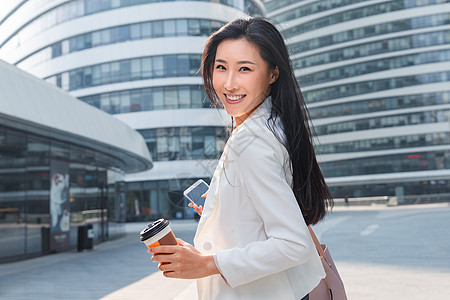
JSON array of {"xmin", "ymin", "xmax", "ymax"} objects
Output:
[{"xmin": 269, "ymin": 66, "xmax": 279, "ymax": 84}]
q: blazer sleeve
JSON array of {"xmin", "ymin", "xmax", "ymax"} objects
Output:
[{"xmin": 215, "ymin": 126, "xmax": 314, "ymax": 288}]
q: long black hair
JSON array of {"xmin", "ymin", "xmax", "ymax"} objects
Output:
[{"xmin": 201, "ymin": 17, "xmax": 333, "ymax": 225}]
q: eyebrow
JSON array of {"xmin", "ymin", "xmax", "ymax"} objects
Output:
[{"xmin": 215, "ymin": 59, "xmax": 256, "ymax": 65}]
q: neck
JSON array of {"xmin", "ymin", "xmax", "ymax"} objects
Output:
[{"xmin": 235, "ymin": 99, "xmax": 267, "ymax": 127}]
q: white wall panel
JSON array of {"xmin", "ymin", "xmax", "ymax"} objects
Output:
[
  {"xmin": 125, "ymin": 159, "xmax": 219, "ymax": 182},
  {"xmin": 70, "ymin": 77, "xmax": 203, "ymax": 98},
  {"xmin": 326, "ymin": 169, "xmax": 450, "ymax": 186},
  {"xmin": 114, "ymin": 108, "xmax": 230, "ymax": 130}
]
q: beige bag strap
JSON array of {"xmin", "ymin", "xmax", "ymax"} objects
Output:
[
  {"xmin": 309, "ymin": 226, "xmax": 333, "ymax": 298},
  {"xmin": 308, "ymin": 226, "xmax": 326, "ymax": 258}
]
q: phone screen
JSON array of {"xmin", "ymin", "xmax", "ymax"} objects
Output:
[{"xmin": 183, "ymin": 179, "xmax": 209, "ymax": 207}]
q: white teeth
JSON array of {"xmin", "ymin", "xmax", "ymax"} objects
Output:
[{"xmin": 226, "ymin": 94, "xmax": 244, "ymax": 101}]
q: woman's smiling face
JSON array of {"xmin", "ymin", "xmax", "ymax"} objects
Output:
[{"xmin": 212, "ymin": 38, "xmax": 278, "ymax": 126}]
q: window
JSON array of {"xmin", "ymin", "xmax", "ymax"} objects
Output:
[
  {"xmin": 130, "ymin": 90, "xmax": 142, "ymax": 112},
  {"xmin": 164, "ymin": 55, "xmax": 177, "ymax": 77},
  {"xmin": 110, "ymin": 62, "xmax": 120, "ymax": 83},
  {"xmin": 176, "ymin": 19, "xmax": 188, "ymax": 36},
  {"xmin": 188, "ymin": 19, "xmax": 200, "ymax": 35},
  {"xmin": 120, "ymin": 60, "xmax": 131, "ymax": 81},
  {"xmin": 101, "ymin": 28, "xmax": 111, "ymax": 44},
  {"xmin": 153, "ymin": 88, "xmax": 164, "ymax": 110},
  {"xmin": 100, "ymin": 63, "xmax": 111, "ymax": 84},
  {"xmin": 141, "ymin": 88, "xmax": 152, "ymax": 111},
  {"xmin": 130, "ymin": 59, "xmax": 141, "ymax": 80},
  {"xmin": 110, "ymin": 93, "xmax": 120, "ymax": 114},
  {"xmin": 130, "ymin": 24, "xmax": 141, "ymax": 40},
  {"xmin": 164, "ymin": 87, "xmax": 178, "ymax": 109},
  {"xmin": 153, "ymin": 56, "xmax": 164, "ymax": 77},
  {"xmin": 178, "ymin": 55, "xmax": 190, "ymax": 75},
  {"xmin": 157, "ymin": 137, "xmax": 168, "ymax": 161},
  {"xmin": 164, "ymin": 20, "xmax": 176, "ymax": 37},
  {"xmin": 141, "ymin": 22, "xmax": 152, "ymax": 38},
  {"xmin": 92, "ymin": 31, "xmax": 102, "ymax": 46},
  {"xmin": 141, "ymin": 57, "xmax": 152, "ymax": 79},
  {"xmin": 120, "ymin": 91, "xmax": 130, "ymax": 113},
  {"xmin": 178, "ymin": 86, "xmax": 190, "ymax": 108},
  {"xmin": 153, "ymin": 21, "xmax": 163, "ymax": 38},
  {"xmin": 191, "ymin": 88, "xmax": 203, "ymax": 108}
]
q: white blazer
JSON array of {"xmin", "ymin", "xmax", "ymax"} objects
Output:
[{"xmin": 194, "ymin": 98, "xmax": 325, "ymax": 300}]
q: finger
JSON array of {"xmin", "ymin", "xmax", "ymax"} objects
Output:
[
  {"xmin": 176, "ymin": 238, "xmax": 187, "ymax": 246},
  {"xmin": 176, "ymin": 238, "xmax": 194, "ymax": 248},
  {"xmin": 152, "ymin": 253, "xmax": 176, "ymax": 264},
  {"xmin": 158, "ymin": 262, "xmax": 173, "ymax": 272},
  {"xmin": 183, "ymin": 242, "xmax": 196, "ymax": 251},
  {"xmin": 201, "ymin": 191, "xmax": 207, "ymax": 198},
  {"xmin": 151, "ymin": 253, "xmax": 165, "ymax": 263},
  {"xmin": 163, "ymin": 271, "xmax": 176, "ymax": 278}
]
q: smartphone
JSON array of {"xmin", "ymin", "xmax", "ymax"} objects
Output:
[{"xmin": 183, "ymin": 179, "xmax": 209, "ymax": 207}]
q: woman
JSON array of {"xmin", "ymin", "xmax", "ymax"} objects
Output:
[{"xmin": 149, "ymin": 17, "xmax": 333, "ymax": 300}]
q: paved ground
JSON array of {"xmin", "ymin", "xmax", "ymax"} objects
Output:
[{"xmin": 0, "ymin": 203, "xmax": 449, "ymax": 299}]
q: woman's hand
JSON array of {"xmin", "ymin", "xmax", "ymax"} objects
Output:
[
  {"xmin": 187, "ymin": 191, "xmax": 207, "ymax": 216},
  {"xmin": 188, "ymin": 202, "xmax": 203, "ymax": 216},
  {"xmin": 149, "ymin": 238, "xmax": 219, "ymax": 279}
]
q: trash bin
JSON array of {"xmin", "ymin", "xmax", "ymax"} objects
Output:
[
  {"xmin": 41, "ymin": 227, "xmax": 50, "ymax": 253},
  {"xmin": 78, "ymin": 224, "xmax": 94, "ymax": 251}
]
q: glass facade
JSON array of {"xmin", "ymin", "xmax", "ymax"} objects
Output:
[
  {"xmin": 289, "ymin": 13, "xmax": 450, "ymax": 55},
  {"xmin": 139, "ymin": 126, "xmax": 228, "ymax": 162},
  {"xmin": 268, "ymin": 0, "xmax": 450, "ymax": 203},
  {"xmin": 1, "ymin": 0, "xmax": 263, "ymax": 54},
  {"xmin": 79, "ymin": 85, "xmax": 209, "ymax": 114},
  {"xmin": 299, "ymin": 49, "xmax": 450, "ymax": 86},
  {"xmin": 314, "ymin": 109, "xmax": 449, "ymax": 136},
  {"xmin": 328, "ymin": 180, "xmax": 450, "ymax": 204},
  {"xmin": 0, "ymin": 125, "xmax": 127, "ymax": 263},
  {"xmin": 316, "ymin": 132, "xmax": 450, "ymax": 155},
  {"xmin": 125, "ymin": 176, "xmax": 209, "ymax": 222},
  {"xmin": 321, "ymin": 151, "xmax": 450, "ymax": 178},
  {"xmin": 280, "ymin": 0, "xmax": 447, "ymax": 38},
  {"xmin": 309, "ymin": 91, "xmax": 450, "ymax": 119},
  {"xmin": 293, "ymin": 29, "xmax": 450, "ymax": 69},
  {"xmin": 17, "ymin": 19, "xmax": 226, "ymax": 70},
  {"xmin": 304, "ymin": 71, "xmax": 450, "ymax": 103},
  {"xmin": 124, "ymin": 125, "xmax": 229, "ymax": 222},
  {"xmin": 45, "ymin": 54, "xmax": 202, "ymax": 91}
]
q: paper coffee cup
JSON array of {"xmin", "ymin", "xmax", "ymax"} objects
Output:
[{"xmin": 140, "ymin": 219, "xmax": 178, "ymax": 249}]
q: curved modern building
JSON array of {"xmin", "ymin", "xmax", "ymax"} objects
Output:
[
  {"xmin": 267, "ymin": 0, "xmax": 450, "ymax": 204},
  {"xmin": 0, "ymin": 0, "xmax": 265, "ymax": 221},
  {"xmin": 0, "ymin": 59, "xmax": 152, "ymax": 262}
]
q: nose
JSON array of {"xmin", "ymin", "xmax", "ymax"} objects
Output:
[{"xmin": 224, "ymin": 72, "xmax": 238, "ymax": 91}]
